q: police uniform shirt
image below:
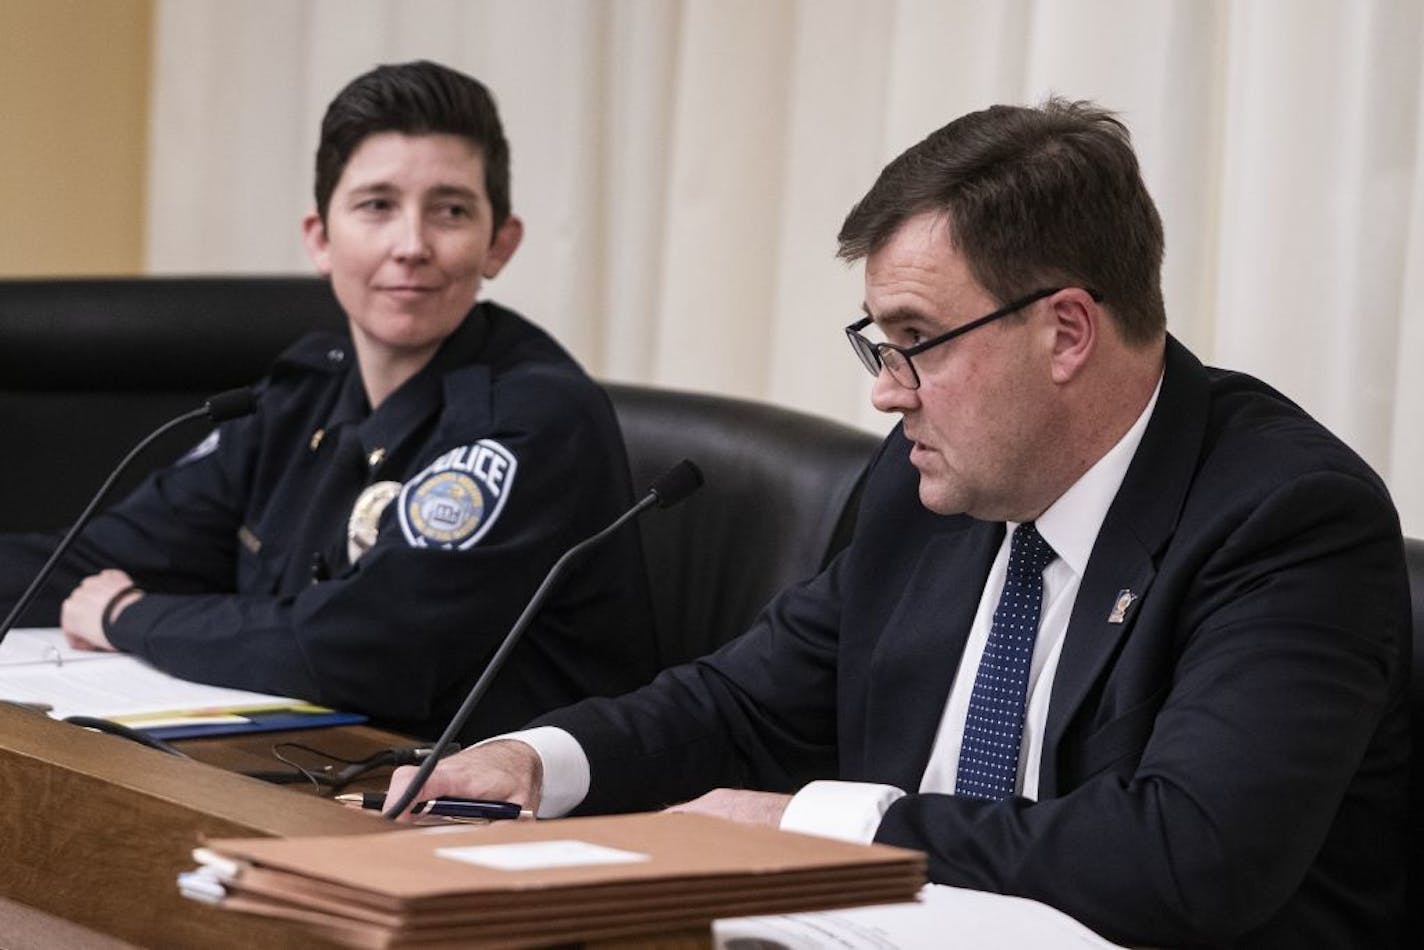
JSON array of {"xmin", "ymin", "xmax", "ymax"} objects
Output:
[{"xmin": 0, "ymin": 302, "xmax": 657, "ymax": 740}]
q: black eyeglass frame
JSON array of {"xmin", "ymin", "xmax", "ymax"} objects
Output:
[{"xmin": 845, "ymin": 286, "xmax": 1101, "ymax": 389}]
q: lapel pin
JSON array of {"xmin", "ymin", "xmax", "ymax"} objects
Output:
[{"xmin": 1108, "ymin": 588, "xmax": 1137, "ymax": 624}]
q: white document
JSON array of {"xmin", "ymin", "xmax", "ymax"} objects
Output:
[
  {"xmin": 0, "ymin": 627, "xmax": 306, "ymax": 721},
  {"xmin": 714, "ymin": 884, "xmax": 1124, "ymax": 949},
  {"xmin": 437, "ymin": 840, "xmax": 650, "ymax": 871}
]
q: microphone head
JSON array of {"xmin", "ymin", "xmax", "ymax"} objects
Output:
[
  {"xmin": 204, "ymin": 387, "xmax": 258, "ymax": 423},
  {"xmin": 648, "ymin": 459, "xmax": 703, "ymax": 508}
]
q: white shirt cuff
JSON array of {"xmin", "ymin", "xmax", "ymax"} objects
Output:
[
  {"xmin": 779, "ymin": 779, "xmax": 905, "ymax": 843},
  {"xmin": 477, "ymin": 726, "xmax": 590, "ymax": 818}
]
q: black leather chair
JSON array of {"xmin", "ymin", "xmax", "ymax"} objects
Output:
[
  {"xmin": 0, "ymin": 276, "xmax": 345, "ymax": 530},
  {"xmin": 606, "ymin": 384, "xmax": 882, "ymax": 667}
]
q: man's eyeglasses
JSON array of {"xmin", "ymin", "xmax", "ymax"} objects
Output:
[{"xmin": 845, "ymin": 286, "xmax": 1096, "ymax": 390}]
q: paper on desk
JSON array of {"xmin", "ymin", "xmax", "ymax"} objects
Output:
[
  {"xmin": 713, "ymin": 883, "xmax": 1124, "ymax": 949},
  {"xmin": 0, "ymin": 627, "xmax": 310, "ymax": 721},
  {"xmin": 0, "ymin": 627, "xmax": 112, "ymax": 667}
]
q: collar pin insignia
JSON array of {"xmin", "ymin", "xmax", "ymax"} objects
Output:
[{"xmin": 1108, "ymin": 589, "xmax": 1137, "ymax": 624}]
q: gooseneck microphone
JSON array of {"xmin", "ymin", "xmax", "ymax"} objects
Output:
[
  {"xmin": 0, "ymin": 388, "xmax": 258, "ymax": 648},
  {"xmin": 384, "ymin": 458, "xmax": 704, "ymax": 819}
]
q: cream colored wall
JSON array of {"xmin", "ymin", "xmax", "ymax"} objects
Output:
[{"xmin": 0, "ymin": 0, "xmax": 151, "ymax": 276}]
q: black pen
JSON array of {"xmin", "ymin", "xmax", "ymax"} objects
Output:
[{"xmin": 336, "ymin": 792, "xmax": 525, "ymax": 820}]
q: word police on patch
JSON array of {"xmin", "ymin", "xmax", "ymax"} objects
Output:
[{"xmin": 398, "ymin": 440, "xmax": 518, "ymax": 550}]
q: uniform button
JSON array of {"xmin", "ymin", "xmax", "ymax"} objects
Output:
[{"xmin": 327, "ymin": 348, "xmax": 345, "ymax": 363}]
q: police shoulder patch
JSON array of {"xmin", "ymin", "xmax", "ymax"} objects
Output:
[{"xmin": 398, "ymin": 440, "xmax": 518, "ymax": 550}]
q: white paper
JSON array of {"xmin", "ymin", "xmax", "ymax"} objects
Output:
[
  {"xmin": 436, "ymin": 840, "xmax": 649, "ymax": 871},
  {"xmin": 0, "ymin": 627, "xmax": 307, "ymax": 720},
  {"xmin": 0, "ymin": 627, "xmax": 112, "ymax": 667},
  {"xmin": 713, "ymin": 884, "xmax": 1124, "ymax": 949}
]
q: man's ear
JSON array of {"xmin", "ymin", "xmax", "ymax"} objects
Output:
[
  {"xmin": 301, "ymin": 209, "xmax": 333, "ymax": 276},
  {"xmin": 1047, "ymin": 287, "xmax": 1098, "ymax": 384},
  {"xmin": 483, "ymin": 215, "xmax": 524, "ymax": 279}
]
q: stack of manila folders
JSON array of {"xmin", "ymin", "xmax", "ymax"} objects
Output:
[{"xmin": 179, "ymin": 811, "xmax": 925, "ymax": 948}]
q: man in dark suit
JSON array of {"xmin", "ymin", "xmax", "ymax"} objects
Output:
[{"xmin": 388, "ymin": 99, "xmax": 1410, "ymax": 947}]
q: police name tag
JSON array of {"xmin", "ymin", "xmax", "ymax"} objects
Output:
[{"xmin": 398, "ymin": 440, "xmax": 518, "ymax": 550}]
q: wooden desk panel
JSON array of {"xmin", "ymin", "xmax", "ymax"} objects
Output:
[{"xmin": 0, "ymin": 706, "xmax": 395, "ymax": 948}]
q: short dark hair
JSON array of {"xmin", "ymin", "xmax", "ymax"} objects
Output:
[
  {"xmin": 314, "ymin": 60, "xmax": 511, "ymax": 231},
  {"xmin": 837, "ymin": 98, "xmax": 1165, "ymax": 345}
]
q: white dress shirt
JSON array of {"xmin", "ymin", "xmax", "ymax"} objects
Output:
[{"xmin": 512, "ymin": 377, "xmax": 1161, "ymax": 836}]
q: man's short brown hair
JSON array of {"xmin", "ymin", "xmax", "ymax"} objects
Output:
[{"xmin": 837, "ymin": 98, "xmax": 1165, "ymax": 345}]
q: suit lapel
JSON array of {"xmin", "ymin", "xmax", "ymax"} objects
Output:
[
  {"xmin": 1041, "ymin": 337, "xmax": 1210, "ymax": 792},
  {"xmin": 863, "ymin": 519, "xmax": 1003, "ymax": 791}
]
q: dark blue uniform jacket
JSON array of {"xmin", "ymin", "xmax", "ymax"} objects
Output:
[{"xmin": 0, "ymin": 302, "xmax": 657, "ymax": 740}]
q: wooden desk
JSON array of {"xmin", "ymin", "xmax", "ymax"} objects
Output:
[
  {"xmin": 174, "ymin": 717, "xmax": 416, "ymax": 793},
  {"xmin": 0, "ymin": 705, "xmax": 400, "ymax": 948}
]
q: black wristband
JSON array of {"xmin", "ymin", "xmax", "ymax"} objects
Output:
[{"xmin": 101, "ymin": 584, "xmax": 141, "ymax": 639}]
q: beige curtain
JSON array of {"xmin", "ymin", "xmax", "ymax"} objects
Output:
[{"xmin": 146, "ymin": 0, "xmax": 1424, "ymax": 533}]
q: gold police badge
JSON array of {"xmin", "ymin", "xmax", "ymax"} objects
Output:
[{"xmin": 346, "ymin": 480, "xmax": 403, "ymax": 564}]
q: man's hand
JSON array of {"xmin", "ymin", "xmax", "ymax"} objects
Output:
[
  {"xmin": 665, "ymin": 789, "xmax": 792, "ymax": 827},
  {"xmin": 60, "ymin": 569, "xmax": 141, "ymax": 652},
  {"xmin": 385, "ymin": 739, "xmax": 544, "ymax": 821}
]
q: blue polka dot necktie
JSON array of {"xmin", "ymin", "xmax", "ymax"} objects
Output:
[{"xmin": 955, "ymin": 522, "xmax": 1057, "ymax": 801}]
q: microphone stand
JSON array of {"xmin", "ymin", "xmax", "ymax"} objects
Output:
[{"xmin": 384, "ymin": 460, "xmax": 702, "ymax": 819}]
